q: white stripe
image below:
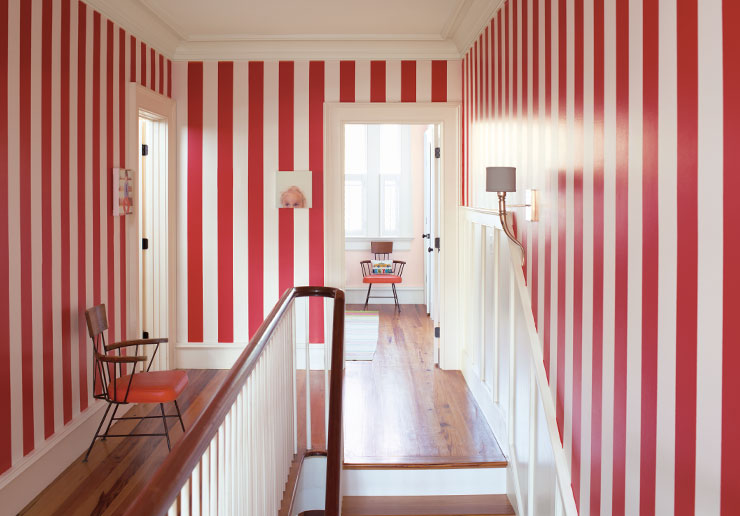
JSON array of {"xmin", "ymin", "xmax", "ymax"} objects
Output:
[
  {"xmin": 325, "ymin": 60, "xmax": 339, "ymax": 103},
  {"xmin": 31, "ymin": 0, "xmax": 45, "ymax": 448},
  {"xmin": 694, "ymin": 0, "xmax": 723, "ymax": 513},
  {"xmin": 263, "ymin": 62, "xmax": 279, "ymax": 316},
  {"xmin": 580, "ymin": 0, "xmax": 595, "ymax": 511},
  {"xmin": 201, "ymin": 61, "xmax": 218, "ymax": 343},
  {"xmin": 232, "ymin": 62, "xmax": 249, "ymax": 343},
  {"xmin": 8, "ymin": 0, "xmax": 23, "ymax": 464},
  {"xmin": 654, "ymin": 0, "xmax": 677, "ymax": 512},
  {"xmin": 547, "ymin": 0, "xmax": 558, "ymax": 419},
  {"xmin": 416, "ymin": 59, "xmax": 431, "ymax": 102},
  {"xmin": 624, "ymin": 0, "xmax": 644, "ymax": 512},
  {"xmin": 355, "ymin": 60, "xmax": 370, "ymax": 102},
  {"xmin": 51, "ymin": 0, "xmax": 64, "ymax": 432},
  {"xmin": 294, "ymin": 61, "xmax": 310, "ymax": 344},
  {"xmin": 447, "ymin": 59, "xmax": 462, "ymax": 102},
  {"xmin": 68, "ymin": 0, "xmax": 79, "ymax": 418},
  {"xmin": 84, "ymin": 4, "xmax": 93, "ymax": 402},
  {"xmin": 386, "ymin": 60, "xmax": 401, "ymax": 102},
  {"xmin": 173, "ymin": 61, "xmax": 189, "ymax": 345},
  {"xmin": 601, "ymin": 0, "xmax": 617, "ymax": 509},
  {"xmin": 536, "ymin": 0, "xmax": 546, "ymax": 398}
]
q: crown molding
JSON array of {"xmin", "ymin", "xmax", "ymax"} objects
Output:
[
  {"xmin": 173, "ymin": 38, "xmax": 463, "ymax": 61},
  {"xmin": 441, "ymin": 0, "xmax": 473, "ymax": 40},
  {"xmin": 82, "ymin": 0, "xmax": 181, "ymax": 57},
  {"xmin": 450, "ymin": 0, "xmax": 504, "ymax": 54}
]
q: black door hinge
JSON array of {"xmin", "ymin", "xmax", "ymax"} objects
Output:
[
  {"xmin": 434, "ymin": 237, "xmax": 441, "ymax": 250},
  {"xmin": 141, "ymin": 144, "xmax": 149, "ymax": 156},
  {"xmin": 434, "ymin": 327, "xmax": 440, "ymax": 338},
  {"xmin": 434, "ymin": 147, "xmax": 441, "ymax": 159},
  {"xmin": 142, "ymin": 331, "xmax": 149, "ymax": 339},
  {"xmin": 142, "ymin": 238, "xmax": 149, "ymax": 250}
]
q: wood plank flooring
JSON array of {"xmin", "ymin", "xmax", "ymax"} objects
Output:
[
  {"xmin": 20, "ymin": 369, "xmax": 226, "ymax": 516},
  {"xmin": 343, "ymin": 305, "xmax": 505, "ymax": 468}
]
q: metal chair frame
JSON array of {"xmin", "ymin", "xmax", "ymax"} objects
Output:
[
  {"xmin": 82, "ymin": 304, "xmax": 185, "ymax": 462},
  {"xmin": 361, "ymin": 241, "xmax": 406, "ymax": 311}
]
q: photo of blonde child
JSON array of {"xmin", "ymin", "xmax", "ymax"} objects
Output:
[
  {"xmin": 280, "ymin": 186, "xmax": 307, "ymax": 208},
  {"xmin": 276, "ymin": 170, "xmax": 312, "ymax": 209}
]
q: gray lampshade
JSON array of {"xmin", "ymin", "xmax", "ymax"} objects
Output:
[{"xmin": 486, "ymin": 166, "xmax": 517, "ymax": 192}]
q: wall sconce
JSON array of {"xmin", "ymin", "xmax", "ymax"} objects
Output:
[{"xmin": 485, "ymin": 166, "xmax": 538, "ymax": 265}]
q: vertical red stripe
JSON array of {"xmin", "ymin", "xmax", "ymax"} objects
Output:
[
  {"xmin": 401, "ymin": 61, "xmax": 416, "ymax": 102},
  {"xmin": 278, "ymin": 62, "xmax": 294, "ymax": 297},
  {"xmin": 92, "ymin": 12, "xmax": 101, "ymax": 307},
  {"xmin": 505, "ymin": 2, "xmax": 510, "ymax": 118},
  {"xmin": 217, "ymin": 62, "xmax": 234, "ymax": 343},
  {"xmin": 431, "ymin": 60, "xmax": 447, "ymax": 102},
  {"xmin": 472, "ymin": 41, "xmax": 477, "ymax": 122},
  {"xmin": 105, "ymin": 19, "xmax": 116, "ymax": 383},
  {"xmin": 612, "ymin": 0, "xmax": 630, "ymax": 513},
  {"xmin": 722, "ymin": 1, "xmax": 740, "ymax": 513},
  {"xmin": 498, "ymin": 13, "xmax": 503, "ymax": 117},
  {"xmin": 571, "ymin": 0, "xmax": 585, "ymax": 508},
  {"xmin": 60, "ymin": 0, "xmax": 72, "ymax": 425},
  {"xmin": 129, "ymin": 35, "xmax": 136, "ymax": 84},
  {"xmin": 484, "ymin": 28, "xmax": 489, "ymax": 117},
  {"xmin": 140, "ymin": 41, "xmax": 146, "ymax": 87},
  {"xmin": 158, "ymin": 54, "xmax": 164, "ymax": 95},
  {"xmin": 119, "ymin": 27, "xmax": 127, "ymax": 344},
  {"xmin": 187, "ymin": 63, "xmax": 204, "ymax": 343},
  {"xmin": 150, "ymin": 48, "xmax": 155, "ymax": 92},
  {"xmin": 308, "ymin": 61, "xmax": 325, "ymax": 343},
  {"xmin": 639, "ymin": 1, "xmax": 660, "ymax": 515},
  {"xmin": 41, "ymin": 0, "xmax": 54, "ymax": 439},
  {"xmin": 542, "ymin": 0, "xmax": 552, "ymax": 384},
  {"xmin": 248, "ymin": 62, "xmax": 264, "ymax": 337},
  {"xmin": 339, "ymin": 61, "xmax": 355, "ymax": 102},
  {"xmin": 530, "ymin": 0, "xmax": 539, "ymax": 329},
  {"xmin": 0, "ymin": 0, "xmax": 9, "ymax": 473},
  {"xmin": 590, "ymin": 0, "xmax": 605, "ymax": 512},
  {"xmin": 19, "ymin": 0, "xmax": 34, "ymax": 454},
  {"xmin": 76, "ymin": 2, "xmax": 88, "ymax": 412},
  {"xmin": 370, "ymin": 61, "xmax": 386, "ymax": 102},
  {"xmin": 512, "ymin": 0, "xmax": 518, "ymax": 116},
  {"xmin": 461, "ymin": 56, "xmax": 465, "ymax": 206},
  {"xmin": 168, "ymin": 59, "xmax": 172, "ymax": 98}
]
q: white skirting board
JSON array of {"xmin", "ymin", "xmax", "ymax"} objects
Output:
[
  {"xmin": 342, "ymin": 467, "xmax": 507, "ymax": 496},
  {"xmin": 176, "ymin": 342, "xmax": 327, "ymax": 370},
  {"xmin": 0, "ymin": 401, "xmax": 110, "ymax": 515},
  {"xmin": 344, "ymin": 286, "xmax": 424, "ymax": 305}
]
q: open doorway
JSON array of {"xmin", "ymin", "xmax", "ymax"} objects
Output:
[{"xmin": 342, "ymin": 122, "xmax": 442, "ymax": 363}]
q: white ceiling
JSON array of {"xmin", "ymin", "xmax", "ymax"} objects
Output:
[{"xmin": 86, "ymin": 0, "xmax": 501, "ymax": 60}]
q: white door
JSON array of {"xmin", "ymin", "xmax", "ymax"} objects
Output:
[
  {"xmin": 431, "ymin": 124, "xmax": 442, "ymax": 364},
  {"xmin": 423, "ymin": 127, "xmax": 433, "ymax": 313}
]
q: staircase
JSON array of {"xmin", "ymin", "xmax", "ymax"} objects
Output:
[{"xmin": 342, "ymin": 495, "xmax": 514, "ymax": 515}]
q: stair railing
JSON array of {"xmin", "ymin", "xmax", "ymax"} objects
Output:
[{"xmin": 123, "ymin": 286, "xmax": 345, "ymax": 516}]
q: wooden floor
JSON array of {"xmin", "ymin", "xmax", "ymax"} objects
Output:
[
  {"xmin": 20, "ymin": 369, "xmax": 227, "ymax": 516},
  {"xmin": 343, "ymin": 304, "xmax": 505, "ymax": 468}
]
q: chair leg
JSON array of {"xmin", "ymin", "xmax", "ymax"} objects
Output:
[
  {"xmin": 83, "ymin": 402, "xmax": 112, "ymax": 463},
  {"xmin": 392, "ymin": 284, "xmax": 401, "ymax": 312},
  {"xmin": 101, "ymin": 403, "xmax": 119, "ymax": 440},
  {"xmin": 174, "ymin": 400, "xmax": 186, "ymax": 432},
  {"xmin": 364, "ymin": 283, "xmax": 372, "ymax": 311},
  {"xmin": 160, "ymin": 403, "xmax": 171, "ymax": 451}
]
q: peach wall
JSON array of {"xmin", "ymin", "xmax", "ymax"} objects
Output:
[{"xmin": 345, "ymin": 125, "xmax": 427, "ymax": 288}]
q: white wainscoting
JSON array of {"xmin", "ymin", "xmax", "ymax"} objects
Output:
[{"xmin": 344, "ymin": 286, "xmax": 425, "ymax": 305}]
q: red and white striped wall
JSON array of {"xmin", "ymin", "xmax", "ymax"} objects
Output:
[
  {"xmin": 172, "ymin": 59, "xmax": 461, "ymax": 347},
  {"xmin": 462, "ymin": 0, "xmax": 736, "ymax": 514},
  {"xmin": 0, "ymin": 0, "xmax": 171, "ymax": 476}
]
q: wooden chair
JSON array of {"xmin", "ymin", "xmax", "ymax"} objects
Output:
[
  {"xmin": 360, "ymin": 241, "xmax": 406, "ymax": 312},
  {"xmin": 82, "ymin": 304, "xmax": 188, "ymax": 462}
]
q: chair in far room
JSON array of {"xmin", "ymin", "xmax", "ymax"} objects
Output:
[{"xmin": 360, "ymin": 241, "xmax": 406, "ymax": 312}]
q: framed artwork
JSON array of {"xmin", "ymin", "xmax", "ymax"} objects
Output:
[
  {"xmin": 113, "ymin": 168, "xmax": 134, "ymax": 216},
  {"xmin": 276, "ymin": 170, "xmax": 312, "ymax": 209}
]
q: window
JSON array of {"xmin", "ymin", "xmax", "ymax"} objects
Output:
[{"xmin": 344, "ymin": 124, "xmax": 412, "ymax": 240}]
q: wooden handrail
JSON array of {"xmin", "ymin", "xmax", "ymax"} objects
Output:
[{"xmin": 123, "ymin": 286, "xmax": 345, "ymax": 516}]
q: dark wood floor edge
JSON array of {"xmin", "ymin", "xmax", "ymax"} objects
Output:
[{"xmin": 342, "ymin": 460, "xmax": 508, "ymax": 470}]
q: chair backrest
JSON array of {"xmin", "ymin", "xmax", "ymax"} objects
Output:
[
  {"xmin": 370, "ymin": 241, "xmax": 393, "ymax": 260},
  {"xmin": 85, "ymin": 304, "xmax": 111, "ymax": 400},
  {"xmin": 85, "ymin": 304, "xmax": 108, "ymax": 340}
]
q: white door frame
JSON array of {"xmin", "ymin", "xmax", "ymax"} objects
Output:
[
  {"xmin": 324, "ymin": 102, "xmax": 461, "ymax": 370},
  {"xmin": 125, "ymin": 83, "xmax": 177, "ymax": 370}
]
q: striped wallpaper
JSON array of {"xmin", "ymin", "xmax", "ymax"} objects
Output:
[
  {"xmin": 462, "ymin": 0, "xmax": 735, "ymax": 514},
  {"xmin": 172, "ymin": 59, "xmax": 461, "ymax": 347},
  {"xmin": 0, "ymin": 0, "xmax": 171, "ymax": 476}
]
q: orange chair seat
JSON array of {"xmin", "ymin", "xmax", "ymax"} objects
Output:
[
  {"xmin": 363, "ymin": 274, "xmax": 402, "ymax": 284},
  {"xmin": 108, "ymin": 370, "xmax": 188, "ymax": 403}
]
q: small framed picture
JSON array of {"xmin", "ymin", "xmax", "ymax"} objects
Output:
[
  {"xmin": 113, "ymin": 168, "xmax": 134, "ymax": 216},
  {"xmin": 276, "ymin": 170, "xmax": 312, "ymax": 209}
]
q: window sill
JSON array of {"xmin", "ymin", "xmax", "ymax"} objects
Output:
[{"xmin": 345, "ymin": 236, "xmax": 414, "ymax": 252}]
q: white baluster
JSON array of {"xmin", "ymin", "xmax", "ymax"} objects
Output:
[
  {"xmin": 202, "ymin": 447, "xmax": 210, "ymax": 516},
  {"xmin": 192, "ymin": 462, "xmax": 201, "ymax": 516},
  {"xmin": 209, "ymin": 436, "xmax": 217, "ymax": 515},
  {"xmin": 181, "ymin": 478, "xmax": 191, "ymax": 516}
]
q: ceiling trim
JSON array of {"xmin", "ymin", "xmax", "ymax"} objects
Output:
[
  {"xmin": 173, "ymin": 39, "xmax": 463, "ymax": 62},
  {"xmin": 184, "ymin": 33, "xmax": 447, "ymax": 43},
  {"xmin": 83, "ymin": 0, "xmax": 181, "ymax": 57},
  {"xmin": 450, "ymin": 0, "xmax": 504, "ymax": 54},
  {"xmin": 440, "ymin": 0, "xmax": 472, "ymax": 40}
]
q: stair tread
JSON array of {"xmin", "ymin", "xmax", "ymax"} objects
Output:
[
  {"xmin": 342, "ymin": 495, "xmax": 515, "ymax": 516},
  {"xmin": 343, "ymin": 457, "xmax": 507, "ymax": 469}
]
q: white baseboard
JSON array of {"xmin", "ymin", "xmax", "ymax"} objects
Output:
[
  {"xmin": 175, "ymin": 342, "xmax": 249, "ymax": 369},
  {"xmin": 344, "ymin": 286, "xmax": 425, "ymax": 305},
  {"xmin": 0, "ymin": 401, "xmax": 109, "ymax": 514},
  {"xmin": 342, "ymin": 467, "xmax": 507, "ymax": 496}
]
